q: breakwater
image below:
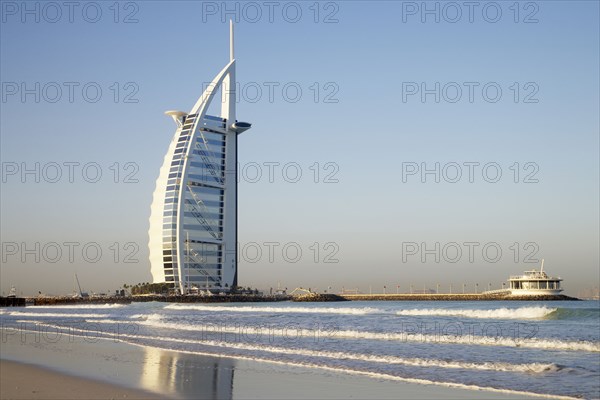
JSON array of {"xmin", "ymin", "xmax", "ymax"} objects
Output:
[
  {"xmin": 25, "ymin": 294, "xmax": 291, "ymax": 306},
  {"xmin": 339, "ymin": 293, "xmax": 579, "ymax": 301},
  {"xmin": 2, "ymin": 293, "xmax": 579, "ymax": 307},
  {"xmin": 292, "ymin": 293, "xmax": 348, "ymax": 302}
]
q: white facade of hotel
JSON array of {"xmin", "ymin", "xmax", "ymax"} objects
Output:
[{"xmin": 148, "ymin": 22, "xmax": 250, "ymax": 293}]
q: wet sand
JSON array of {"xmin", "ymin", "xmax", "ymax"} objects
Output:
[{"xmin": 0, "ymin": 359, "xmax": 159, "ymax": 399}]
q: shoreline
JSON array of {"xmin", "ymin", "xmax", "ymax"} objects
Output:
[{"xmin": 0, "ymin": 328, "xmax": 549, "ymax": 400}]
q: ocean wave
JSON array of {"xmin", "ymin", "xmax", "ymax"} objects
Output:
[
  {"xmin": 335, "ymin": 329, "xmax": 600, "ymax": 352},
  {"xmin": 396, "ymin": 306, "xmax": 557, "ymax": 320},
  {"xmin": 135, "ymin": 315, "xmax": 600, "ymax": 352},
  {"xmin": 158, "ymin": 338, "xmax": 563, "ymax": 374},
  {"xmin": 545, "ymin": 307, "xmax": 600, "ymax": 320},
  {"xmin": 205, "ymin": 342, "xmax": 562, "ymax": 374},
  {"xmin": 12, "ymin": 307, "xmax": 594, "ymax": 355},
  {"xmin": 163, "ymin": 304, "xmax": 379, "ymax": 315},
  {"xmin": 24, "ymin": 321, "xmax": 561, "ymax": 374}
]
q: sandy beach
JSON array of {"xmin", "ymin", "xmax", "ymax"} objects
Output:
[
  {"xmin": 1, "ymin": 359, "xmax": 159, "ymax": 399},
  {"xmin": 0, "ymin": 324, "xmax": 540, "ymax": 400}
]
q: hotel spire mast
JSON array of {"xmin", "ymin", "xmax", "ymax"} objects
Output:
[{"xmin": 222, "ymin": 20, "xmax": 236, "ymax": 129}]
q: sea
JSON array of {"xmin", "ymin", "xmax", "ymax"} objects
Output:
[{"xmin": 1, "ymin": 300, "xmax": 599, "ymax": 399}]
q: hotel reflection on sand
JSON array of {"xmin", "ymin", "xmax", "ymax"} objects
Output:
[{"xmin": 140, "ymin": 346, "xmax": 234, "ymax": 398}]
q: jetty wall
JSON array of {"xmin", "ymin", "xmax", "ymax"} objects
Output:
[
  {"xmin": 27, "ymin": 294, "xmax": 290, "ymax": 306},
  {"xmin": 339, "ymin": 293, "xmax": 578, "ymax": 301},
  {"xmin": 0, "ymin": 297, "xmax": 26, "ymax": 307}
]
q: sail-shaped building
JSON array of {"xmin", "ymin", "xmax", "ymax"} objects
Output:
[{"xmin": 148, "ymin": 22, "xmax": 251, "ymax": 294}]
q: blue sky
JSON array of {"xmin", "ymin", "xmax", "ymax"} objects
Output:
[{"xmin": 1, "ymin": 1, "xmax": 598, "ymax": 296}]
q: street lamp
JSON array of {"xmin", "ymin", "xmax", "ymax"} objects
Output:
[
  {"xmin": 462, "ymin": 283, "xmax": 466, "ymax": 294},
  {"xmin": 475, "ymin": 283, "xmax": 479, "ymax": 294},
  {"xmin": 436, "ymin": 283, "xmax": 440, "ymax": 294}
]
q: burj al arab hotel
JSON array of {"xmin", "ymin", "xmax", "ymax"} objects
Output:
[{"xmin": 148, "ymin": 22, "xmax": 251, "ymax": 294}]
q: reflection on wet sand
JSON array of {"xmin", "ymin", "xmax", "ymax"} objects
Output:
[{"xmin": 140, "ymin": 346, "xmax": 234, "ymax": 399}]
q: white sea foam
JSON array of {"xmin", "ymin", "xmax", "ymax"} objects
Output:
[
  {"xmin": 3, "ymin": 311, "xmax": 111, "ymax": 318},
  {"xmin": 163, "ymin": 304, "xmax": 379, "ymax": 315},
  {"xmin": 31, "ymin": 304, "xmax": 125, "ymax": 309},
  {"xmin": 396, "ymin": 306, "xmax": 557, "ymax": 320},
  {"xmin": 85, "ymin": 319, "xmax": 128, "ymax": 324}
]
